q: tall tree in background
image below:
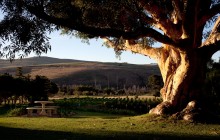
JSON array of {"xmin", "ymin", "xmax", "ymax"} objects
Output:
[
  {"xmin": 0, "ymin": 0, "xmax": 220, "ymax": 120},
  {"xmin": 15, "ymin": 67, "xmax": 23, "ymax": 78},
  {"xmin": 147, "ymin": 75, "xmax": 163, "ymax": 97},
  {"xmin": 206, "ymin": 59, "xmax": 220, "ymax": 102}
]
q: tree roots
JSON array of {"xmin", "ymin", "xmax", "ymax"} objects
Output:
[{"xmin": 149, "ymin": 101, "xmax": 220, "ymax": 123}]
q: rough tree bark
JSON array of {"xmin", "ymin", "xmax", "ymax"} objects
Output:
[
  {"xmin": 149, "ymin": 45, "xmax": 209, "ymax": 120},
  {"xmin": 102, "ymin": 12, "xmax": 220, "ymax": 121},
  {"xmin": 104, "ymin": 38, "xmax": 215, "ymax": 121}
]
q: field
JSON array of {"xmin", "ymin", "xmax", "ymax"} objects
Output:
[
  {"xmin": 1, "ymin": 97, "xmax": 220, "ymax": 140},
  {"xmin": 0, "ymin": 112, "xmax": 220, "ymax": 140},
  {"xmin": 0, "ymin": 57, "xmax": 220, "ymax": 140}
]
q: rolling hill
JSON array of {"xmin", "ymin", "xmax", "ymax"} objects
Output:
[
  {"xmin": 0, "ymin": 56, "xmax": 81, "ymax": 68},
  {"xmin": 0, "ymin": 56, "xmax": 160, "ymax": 88}
]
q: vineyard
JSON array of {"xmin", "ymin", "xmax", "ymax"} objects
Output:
[{"xmin": 53, "ymin": 97, "xmax": 162, "ymax": 117}]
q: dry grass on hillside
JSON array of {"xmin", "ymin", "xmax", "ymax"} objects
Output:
[
  {"xmin": 30, "ymin": 66, "xmax": 91, "ymax": 79},
  {"xmin": 0, "ymin": 58, "xmax": 160, "ymax": 86}
]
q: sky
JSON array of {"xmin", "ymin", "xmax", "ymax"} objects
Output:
[
  {"xmin": 0, "ymin": 14, "xmax": 219, "ymax": 65},
  {"xmin": 38, "ymin": 31, "xmax": 156, "ymax": 64},
  {"xmin": 0, "ymin": 12, "xmax": 156, "ymax": 65},
  {"xmin": 33, "ymin": 30, "xmax": 220, "ymax": 64}
]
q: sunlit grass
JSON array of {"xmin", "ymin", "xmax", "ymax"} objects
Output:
[{"xmin": 0, "ymin": 112, "xmax": 220, "ymax": 140}]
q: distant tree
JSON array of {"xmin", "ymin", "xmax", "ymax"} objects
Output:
[
  {"xmin": 28, "ymin": 75, "xmax": 58, "ymax": 102},
  {"xmin": 205, "ymin": 60, "xmax": 220, "ymax": 102},
  {"xmin": 15, "ymin": 67, "xmax": 23, "ymax": 78},
  {"xmin": 18, "ymin": 76, "xmax": 32, "ymax": 104},
  {"xmin": 48, "ymin": 82, "xmax": 59, "ymax": 95},
  {"xmin": 103, "ymin": 88, "xmax": 115, "ymax": 95},
  {"xmin": 0, "ymin": 73, "xmax": 14, "ymax": 104},
  {"xmin": 116, "ymin": 89, "xmax": 126, "ymax": 95},
  {"xmin": 12, "ymin": 77, "xmax": 25, "ymax": 104},
  {"xmin": 147, "ymin": 75, "xmax": 163, "ymax": 97},
  {"xmin": 74, "ymin": 85, "xmax": 97, "ymax": 95},
  {"xmin": 59, "ymin": 85, "xmax": 68, "ymax": 94},
  {"xmin": 0, "ymin": 71, "xmax": 58, "ymax": 104}
]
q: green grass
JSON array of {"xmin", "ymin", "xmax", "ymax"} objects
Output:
[{"xmin": 0, "ymin": 112, "xmax": 220, "ymax": 140}]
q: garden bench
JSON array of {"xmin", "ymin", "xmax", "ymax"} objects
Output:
[
  {"xmin": 26, "ymin": 101, "xmax": 60, "ymax": 117},
  {"xmin": 26, "ymin": 107, "xmax": 42, "ymax": 116},
  {"xmin": 42, "ymin": 107, "xmax": 58, "ymax": 116},
  {"xmin": 26, "ymin": 107, "xmax": 59, "ymax": 116},
  {"xmin": 46, "ymin": 106, "xmax": 60, "ymax": 115},
  {"xmin": 33, "ymin": 105, "xmax": 59, "ymax": 115}
]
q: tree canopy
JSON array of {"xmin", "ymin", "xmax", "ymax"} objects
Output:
[
  {"xmin": 0, "ymin": 0, "xmax": 219, "ymax": 60},
  {"xmin": 0, "ymin": 73, "xmax": 58, "ymax": 104}
]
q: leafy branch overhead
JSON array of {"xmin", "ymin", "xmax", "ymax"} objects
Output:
[{"xmin": 0, "ymin": 0, "xmax": 219, "ymax": 60}]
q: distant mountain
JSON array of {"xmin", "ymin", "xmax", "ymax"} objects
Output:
[
  {"xmin": 0, "ymin": 56, "xmax": 160, "ymax": 88},
  {"xmin": 0, "ymin": 56, "xmax": 83, "ymax": 68}
]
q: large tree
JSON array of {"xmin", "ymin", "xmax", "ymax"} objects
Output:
[{"xmin": 1, "ymin": 0, "xmax": 220, "ymax": 120}]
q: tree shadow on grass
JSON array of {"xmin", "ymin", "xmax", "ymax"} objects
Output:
[
  {"xmin": 0, "ymin": 126, "xmax": 219, "ymax": 140},
  {"xmin": 70, "ymin": 112, "xmax": 131, "ymax": 120},
  {"xmin": 0, "ymin": 108, "xmax": 8, "ymax": 116}
]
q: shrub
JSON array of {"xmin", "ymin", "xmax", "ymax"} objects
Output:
[{"xmin": 7, "ymin": 107, "xmax": 26, "ymax": 117}]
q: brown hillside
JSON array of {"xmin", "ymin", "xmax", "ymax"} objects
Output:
[{"xmin": 0, "ymin": 57, "xmax": 160, "ymax": 88}]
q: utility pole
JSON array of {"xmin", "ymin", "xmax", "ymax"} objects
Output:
[
  {"xmin": 116, "ymin": 75, "xmax": 118, "ymax": 90},
  {"xmin": 107, "ymin": 74, "xmax": 109, "ymax": 89},
  {"xmin": 94, "ymin": 75, "xmax": 97, "ymax": 88}
]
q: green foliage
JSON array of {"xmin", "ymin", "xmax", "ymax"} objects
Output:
[
  {"xmin": 30, "ymin": 75, "xmax": 51, "ymax": 101},
  {"xmin": 147, "ymin": 75, "xmax": 163, "ymax": 97},
  {"xmin": 147, "ymin": 75, "xmax": 163, "ymax": 88},
  {"xmin": 103, "ymin": 88, "xmax": 115, "ymax": 95},
  {"xmin": 0, "ymin": 0, "xmax": 175, "ymax": 59},
  {"xmin": 59, "ymin": 85, "xmax": 99, "ymax": 96},
  {"xmin": 1, "ymin": 0, "xmax": 217, "ymax": 56},
  {"xmin": 16, "ymin": 67, "xmax": 23, "ymax": 77},
  {"xmin": 205, "ymin": 60, "xmax": 220, "ymax": 108},
  {"xmin": 27, "ymin": 75, "xmax": 59, "ymax": 102},
  {"xmin": 0, "ymin": 73, "xmax": 16, "ymax": 104},
  {"xmin": 152, "ymin": 91, "xmax": 161, "ymax": 97},
  {"xmin": 53, "ymin": 97, "xmax": 162, "ymax": 116},
  {"xmin": 0, "ymin": 105, "xmax": 10, "ymax": 116},
  {"xmin": 0, "ymin": 72, "xmax": 58, "ymax": 104},
  {"xmin": 74, "ymin": 85, "xmax": 98, "ymax": 93},
  {"xmin": 7, "ymin": 107, "xmax": 26, "ymax": 117},
  {"xmin": 0, "ymin": 4, "xmax": 52, "ymax": 60},
  {"xmin": 49, "ymin": 82, "xmax": 59, "ymax": 94}
]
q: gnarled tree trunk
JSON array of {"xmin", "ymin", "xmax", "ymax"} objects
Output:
[
  {"xmin": 104, "ymin": 35, "xmax": 218, "ymax": 121},
  {"xmin": 149, "ymin": 45, "xmax": 209, "ymax": 120}
]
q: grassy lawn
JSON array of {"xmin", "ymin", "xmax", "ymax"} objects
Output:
[{"xmin": 0, "ymin": 111, "xmax": 220, "ymax": 140}]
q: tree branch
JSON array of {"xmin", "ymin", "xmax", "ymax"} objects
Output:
[
  {"xmin": 201, "ymin": 16, "xmax": 220, "ymax": 56},
  {"xmin": 25, "ymin": 3, "xmax": 175, "ymax": 46},
  {"xmin": 202, "ymin": 16, "xmax": 220, "ymax": 46},
  {"xmin": 139, "ymin": 0, "xmax": 181, "ymax": 39},
  {"xmin": 171, "ymin": 0, "xmax": 183, "ymax": 22},
  {"xmin": 127, "ymin": 1, "xmax": 155, "ymax": 26},
  {"xmin": 103, "ymin": 38, "xmax": 162, "ymax": 61},
  {"xmin": 198, "ymin": 3, "xmax": 220, "ymax": 27},
  {"xmin": 180, "ymin": 0, "xmax": 200, "ymax": 39}
]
